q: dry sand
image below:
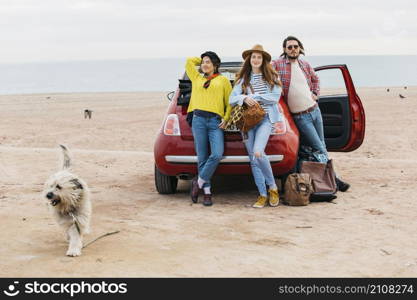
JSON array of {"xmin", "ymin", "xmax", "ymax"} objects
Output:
[{"xmin": 0, "ymin": 87, "xmax": 416, "ymax": 277}]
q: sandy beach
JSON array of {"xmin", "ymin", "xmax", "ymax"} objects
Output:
[{"xmin": 1, "ymin": 87, "xmax": 416, "ymax": 277}]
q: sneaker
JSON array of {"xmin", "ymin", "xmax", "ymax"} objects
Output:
[
  {"xmin": 268, "ymin": 189, "xmax": 280, "ymax": 207},
  {"xmin": 252, "ymin": 195, "xmax": 267, "ymax": 208}
]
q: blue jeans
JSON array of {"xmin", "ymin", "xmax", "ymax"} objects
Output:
[
  {"xmin": 192, "ymin": 115, "xmax": 224, "ymax": 188},
  {"xmin": 244, "ymin": 115, "xmax": 276, "ymax": 196},
  {"xmin": 293, "ymin": 105, "xmax": 328, "ymax": 163}
]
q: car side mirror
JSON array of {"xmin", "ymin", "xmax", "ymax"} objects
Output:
[{"xmin": 166, "ymin": 91, "xmax": 175, "ymax": 101}]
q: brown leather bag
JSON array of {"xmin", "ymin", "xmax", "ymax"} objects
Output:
[
  {"xmin": 225, "ymin": 103, "xmax": 265, "ymax": 133},
  {"xmin": 300, "ymin": 159, "xmax": 337, "ymax": 199},
  {"xmin": 238, "ymin": 103, "xmax": 265, "ymax": 132},
  {"xmin": 225, "ymin": 82, "xmax": 265, "ymax": 132},
  {"xmin": 283, "ymin": 173, "xmax": 313, "ymax": 206}
]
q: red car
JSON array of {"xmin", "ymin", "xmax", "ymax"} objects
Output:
[{"xmin": 154, "ymin": 62, "xmax": 365, "ymax": 194}]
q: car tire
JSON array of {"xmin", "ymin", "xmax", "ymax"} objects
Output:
[{"xmin": 154, "ymin": 165, "xmax": 178, "ymax": 194}]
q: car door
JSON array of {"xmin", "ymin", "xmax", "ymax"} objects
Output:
[{"xmin": 314, "ymin": 65, "xmax": 366, "ymax": 152}]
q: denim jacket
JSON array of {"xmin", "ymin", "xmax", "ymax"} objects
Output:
[{"xmin": 229, "ymin": 75, "xmax": 282, "ymax": 123}]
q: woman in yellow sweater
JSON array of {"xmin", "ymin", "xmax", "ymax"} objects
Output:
[{"xmin": 186, "ymin": 51, "xmax": 232, "ymax": 206}]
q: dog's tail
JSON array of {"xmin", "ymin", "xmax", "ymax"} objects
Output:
[{"xmin": 59, "ymin": 144, "xmax": 71, "ymax": 170}]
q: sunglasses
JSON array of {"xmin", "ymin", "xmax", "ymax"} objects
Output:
[{"xmin": 286, "ymin": 45, "xmax": 299, "ymax": 50}]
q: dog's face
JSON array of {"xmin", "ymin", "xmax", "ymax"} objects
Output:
[{"xmin": 43, "ymin": 171, "xmax": 84, "ymax": 211}]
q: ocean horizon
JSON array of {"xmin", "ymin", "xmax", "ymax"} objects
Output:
[{"xmin": 0, "ymin": 55, "xmax": 416, "ymax": 95}]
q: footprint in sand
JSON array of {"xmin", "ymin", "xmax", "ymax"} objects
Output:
[{"xmin": 366, "ymin": 208, "xmax": 384, "ymax": 215}]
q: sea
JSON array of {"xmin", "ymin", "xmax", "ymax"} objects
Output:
[{"xmin": 0, "ymin": 55, "xmax": 415, "ymax": 95}]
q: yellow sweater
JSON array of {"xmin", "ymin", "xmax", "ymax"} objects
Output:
[{"xmin": 185, "ymin": 57, "xmax": 232, "ymax": 121}]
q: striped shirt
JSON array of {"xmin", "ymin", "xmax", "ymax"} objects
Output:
[{"xmin": 251, "ymin": 73, "xmax": 269, "ymax": 109}]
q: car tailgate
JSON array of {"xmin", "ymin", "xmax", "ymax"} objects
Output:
[{"xmin": 177, "ymin": 106, "xmax": 243, "ymax": 141}]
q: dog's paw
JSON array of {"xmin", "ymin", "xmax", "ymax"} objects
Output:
[{"xmin": 66, "ymin": 248, "xmax": 82, "ymax": 257}]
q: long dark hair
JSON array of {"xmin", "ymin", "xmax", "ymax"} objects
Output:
[
  {"xmin": 280, "ymin": 36, "xmax": 305, "ymax": 57},
  {"xmin": 235, "ymin": 52, "xmax": 281, "ymax": 93}
]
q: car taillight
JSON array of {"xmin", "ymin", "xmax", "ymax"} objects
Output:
[
  {"xmin": 163, "ymin": 114, "xmax": 181, "ymax": 136},
  {"xmin": 271, "ymin": 120, "xmax": 286, "ymax": 135}
]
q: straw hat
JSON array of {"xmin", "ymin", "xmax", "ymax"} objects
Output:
[{"xmin": 242, "ymin": 44, "xmax": 271, "ymax": 62}]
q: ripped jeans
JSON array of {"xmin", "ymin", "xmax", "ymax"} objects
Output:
[{"xmin": 243, "ymin": 115, "xmax": 276, "ymax": 196}]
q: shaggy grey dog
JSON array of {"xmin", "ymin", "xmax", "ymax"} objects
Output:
[{"xmin": 43, "ymin": 145, "xmax": 91, "ymax": 257}]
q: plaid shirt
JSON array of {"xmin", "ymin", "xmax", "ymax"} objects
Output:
[{"xmin": 271, "ymin": 57, "xmax": 320, "ymax": 102}]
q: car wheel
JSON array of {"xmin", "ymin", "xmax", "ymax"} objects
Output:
[{"xmin": 154, "ymin": 165, "xmax": 178, "ymax": 194}]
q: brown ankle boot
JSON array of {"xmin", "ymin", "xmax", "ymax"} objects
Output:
[
  {"xmin": 203, "ymin": 193, "xmax": 213, "ymax": 206},
  {"xmin": 190, "ymin": 177, "xmax": 201, "ymax": 203}
]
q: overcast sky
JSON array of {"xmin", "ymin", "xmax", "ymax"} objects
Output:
[{"xmin": 0, "ymin": 0, "xmax": 416, "ymax": 63}]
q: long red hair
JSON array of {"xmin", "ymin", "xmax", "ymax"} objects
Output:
[{"xmin": 235, "ymin": 52, "xmax": 281, "ymax": 94}]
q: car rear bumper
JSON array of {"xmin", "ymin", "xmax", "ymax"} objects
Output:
[
  {"xmin": 165, "ymin": 155, "xmax": 284, "ymax": 164},
  {"xmin": 154, "ymin": 126, "xmax": 299, "ymax": 176}
]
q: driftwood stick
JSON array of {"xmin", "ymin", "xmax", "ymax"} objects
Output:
[
  {"xmin": 83, "ymin": 230, "xmax": 120, "ymax": 249},
  {"xmin": 380, "ymin": 249, "xmax": 392, "ymax": 255}
]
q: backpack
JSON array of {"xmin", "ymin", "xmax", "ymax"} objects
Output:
[{"xmin": 283, "ymin": 173, "xmax": 313, "ymax": 206}]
